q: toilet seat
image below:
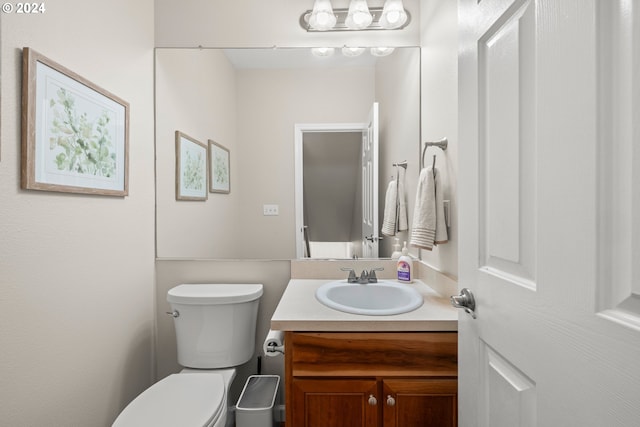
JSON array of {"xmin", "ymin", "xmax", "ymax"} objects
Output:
[{"xmin": 112, "ymin": 373, "xmax": 225, "ymax": 427}]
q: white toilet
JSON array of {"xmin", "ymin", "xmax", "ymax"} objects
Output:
[{"xmin": 113, "ymin": 283, "xmax": 263, "ymax": 427}]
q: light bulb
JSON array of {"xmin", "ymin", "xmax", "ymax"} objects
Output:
[
  {"xmin": 379, "ymin": 0, "xmax": 407, "ymax": 29},
  {"xmin": 308, "ymin": 0, "xmax": 337, "ymax": 31},
  {"xmin": 311, "ymin": 47, "xmax": 336, "ymax": 57},
  {"xmin": 370, "ymin": 47, "xmax": 395, "ymax": 57},
  {"xmin": 387, "ymin": 11, "xmax": 400, "ymax": 23},
  {"xmin": 345, "ymin": 0, "xmax": 372, "ymax": 30},
  {"xmin": 342, "ymin": 46, "xmax": 365, "ymax": 57}
]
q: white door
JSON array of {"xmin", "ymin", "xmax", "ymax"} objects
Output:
[
  {"xmin": 362, "ymin": 102, "xmax": 379, "ymax": 258},
  {"xmin": 457, "ymin": 1, "xmax": 640, "ymax": 426}
]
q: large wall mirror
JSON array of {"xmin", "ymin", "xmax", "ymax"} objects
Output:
[{"xmin": 155, "ymin": 47, "xmax": 421, "ymax": 260}]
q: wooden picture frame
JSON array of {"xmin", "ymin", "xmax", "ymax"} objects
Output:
[
  {"xmin": 176, "ymin": 131, "xmax": 208, "ymax": 201},
  {"xmin": 208, "ymin": 139, "xmax": 230, "ymax": 194},
  {"xmin": 21, "ymin": 47, "xmax": 129, "ymax": 196}
]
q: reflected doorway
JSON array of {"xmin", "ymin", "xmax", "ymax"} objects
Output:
[{"xmin": 294, "ymin": 104, "xmax": 379, "ymax": 259}]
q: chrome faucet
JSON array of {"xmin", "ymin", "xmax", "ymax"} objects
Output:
[
  {"xmin": 366, "ymin": 267, "xmax": 384, "ymax": 283},
  {"xmin": 340, "ymin": 267, "xmax": 358, "ymax": 283},
  {"xmin": 340, "ymin": 267, "xmax": 384, "ymax": 284},
  {"xmin": 358, "ymin": 270, "xmax": 369, "ymax": 284}
]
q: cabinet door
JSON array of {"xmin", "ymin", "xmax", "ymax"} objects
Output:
[
  {"xmin": 292, "ymin": 378, "xmax": 379, "ymax": 427},
  {"xmin": 383, "ymin": 379, "xmax": 457, "ymax": 427}
]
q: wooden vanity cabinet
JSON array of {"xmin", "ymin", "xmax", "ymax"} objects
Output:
[
  {"xmin": 382, "ymin": 378, "xmax": 457, "ymax": 427},
  {"xmin": 291, "ymin": 378, "xmax": 379, "ymax": 427},
  {"xmin": 284, "ymin": 331, "xmax": 458, "ymax": 427}
]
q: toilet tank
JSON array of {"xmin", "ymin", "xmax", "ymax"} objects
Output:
[{"xmin": 167, "ymin": 284, "xmax": 263, "ymax": 369}]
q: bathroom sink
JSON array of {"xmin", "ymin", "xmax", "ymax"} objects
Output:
[{"xmin": 315, "ymin": 280, "xmax": 423, "ymax": 316}]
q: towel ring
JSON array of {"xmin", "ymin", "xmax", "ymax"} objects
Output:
[
  {"xmin": 421, "ymin": 138, "xmax": 448, "ymax": 168},
  {"xmin": 392, "ymin": 160, "xmax": 408, "ymax": 169}
]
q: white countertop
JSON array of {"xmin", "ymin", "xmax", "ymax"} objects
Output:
[{"xmin": 270, "ymin": 279, "xmax": 458, "ymax": 332}]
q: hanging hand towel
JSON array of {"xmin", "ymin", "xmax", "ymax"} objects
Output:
[
  {"xmin": 397, "ymin": 167, "xmax": 408, "ymax": 232},
  {"xmin": 410, "ymin": 166, "xmax": 448, "ymax": 250},
  {"xmin": 433, "ymin": 167, "xmax": 448, "ymax": 245},
  {"xmin": 381, "ymin": 179, "xmax": 398, "ymax": 236}
]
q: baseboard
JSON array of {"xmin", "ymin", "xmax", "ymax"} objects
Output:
[{"xmin": 274, "ymin": 404, "xmax": 286, "ymax": 423}]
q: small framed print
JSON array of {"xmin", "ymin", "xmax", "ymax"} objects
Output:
[
  {"xmin": 176, "ymin": 131, "xmax": 208, "ymax": 201},
  {"xmin": 21, "ymin": 47, "xmax": 129, "ymax": 196},
  {"xmin": 208, "ymin": 139, "xmax": 230, "ymax": 194}
]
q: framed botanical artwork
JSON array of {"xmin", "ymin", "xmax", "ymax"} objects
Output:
[
  {"xmin": 176, "ymin": 131, "xmax": 208, "ymax": 201},
  {"xmin": 208, "ymin": 139, "xmax": 230, "ymax": 194},
  {"xmin": 21, "ymin": 47, "xmax": 129, "ymax": 196}
]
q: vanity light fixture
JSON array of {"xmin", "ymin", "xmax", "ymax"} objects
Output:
[
  {"xmin": 311, "ymin": 47, "xmax": 336, "ymax": 57},
  {"xmin": 345, "ymin": 0, "xmax": 373, "ymax": 30},
  {"xmin": 370, "ymin": 47, "xmax": 395, "ymax": 57},
  {"xmin": 342, "ymin": 46, "xmax": 366, "ymax": 57},
  {"xmin": 308, "ymin": 0, "xmax": 337, "ymax": 31},
  {"xmin": 299, "ymin": 0, "xmax": 410, "ymax": 32}
]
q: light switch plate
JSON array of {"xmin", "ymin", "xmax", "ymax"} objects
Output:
[{"xmin": 263, "ymin": 204, "xmax": 279, "ymax": 216}]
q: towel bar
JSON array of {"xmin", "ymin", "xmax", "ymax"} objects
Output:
[
  {"xmin": 421, "ymin": 138, "xmax": 448, "ymax": 168},
  {"xmin": 392, "ymin": 160, "xmax": 408, "ymax": 169}
]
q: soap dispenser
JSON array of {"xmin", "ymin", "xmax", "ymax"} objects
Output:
[
  {"xmin": 391, "ymin": 238, "xmax": 402, "ymax": 260},
  {"xmin": 397, "ymin": 241, "xmax": 413, "ymax": 283}
]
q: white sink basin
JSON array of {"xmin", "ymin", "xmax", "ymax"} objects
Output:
[{"xmin": 315, "ymin": 280, "xmax": 424, "ymax": 316}]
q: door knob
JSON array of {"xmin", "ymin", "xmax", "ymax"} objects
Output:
[
  {"xmin": 368, "ymin": 395, "xmax": 377, "ymax": 406},
  {"xmin": 450, "ymin": 288, "xmax": 476, "ymax": 319},
  {"xmin": 365, "ymin": 235, "xmax": 377, "ymax": 242}
]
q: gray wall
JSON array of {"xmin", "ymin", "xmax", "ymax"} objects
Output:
[
  {"xmin": 419, "ymin": 0, "xmax": 459, "ymax": 277},
  {"xmin": 0, "ymin": 1, "xmax": 156, "ymax": 425},
  {"xmin": 0, "ymin": 0, "xmax": 461, "ymax": 425}
]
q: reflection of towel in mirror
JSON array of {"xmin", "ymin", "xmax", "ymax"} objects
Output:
[
  {"xmin": 381, "ymin": 169, "xmax": 409, "ymax": 236},
  {"xmin": 410, "ymin": 167, "xmax": 448, "ymax": 250},
  {"xmin": 381, "ymin": 179, "xmax": 398, "ymax": 236}
]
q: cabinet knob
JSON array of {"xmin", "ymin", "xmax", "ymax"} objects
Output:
[
  {"xmin": 368, "ymin": 395, "xmax": 377, "ymax": 406},
  {"xmin": 386, "ymin": 395, "xmax": 396, "ymax": 406}
]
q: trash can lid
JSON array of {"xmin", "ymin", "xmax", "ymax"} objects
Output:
[{"xmin": 236, "ymin": 375, "xmax": 280, "ymax": 410}]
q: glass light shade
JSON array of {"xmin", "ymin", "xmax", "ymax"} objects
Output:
[
  {"xmin": 379, "ymin": 0, "xmax": 407, "ymax": 29},
  {"xmin": 308, "ymin": 0, "xmax": 337, "ymax": 31},
  {"xmin": 345, "ymin": 0, "xmax": 373, "ymax": 30},
  {"xmin": 311, "ymin": 47, "xmax": 336, "ymax": 57},
  {"xmin": 342, "ymin": 46, "xmax": 366, "ymax": 57},
  {"xmin": 370, "ymin": 47, "xmax": 395, "ymax": 57}
]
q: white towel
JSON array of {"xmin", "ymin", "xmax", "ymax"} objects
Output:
[
  {"xmin": 433, "ymin": 167, "xmax": 448, "ymax": 244},
  {"xmin": 381, "ymin": 179, "xmax": 398, "ymax": 236},
  {"xmin": 397, "ymin": 167, "xmax": 408, "ymax": 232},
  {"xmin": 410, "ymin": 167, "xmax": 448, "ymax": 250},
  {"xmin": 381, "ymin": 169, "xmax": 408, "ymax": 236}
]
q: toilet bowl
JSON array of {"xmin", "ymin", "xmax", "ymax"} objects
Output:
[{"xmin": 112, "ymin": 284, "xmax": 263, "ymax": 427}]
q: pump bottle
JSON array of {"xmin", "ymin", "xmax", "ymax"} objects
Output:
[
  {"xmin": 396, "ymin": 241, "xmax": 413, "ymax": 283},
  {"xmin": 390, "ymin": 238, "xmax": 402, "ymax": 260}
]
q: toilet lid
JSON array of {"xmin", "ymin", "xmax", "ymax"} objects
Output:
[{"xmin": 112, "ymin": 373, "xmax": 225, "ymax": 427}]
